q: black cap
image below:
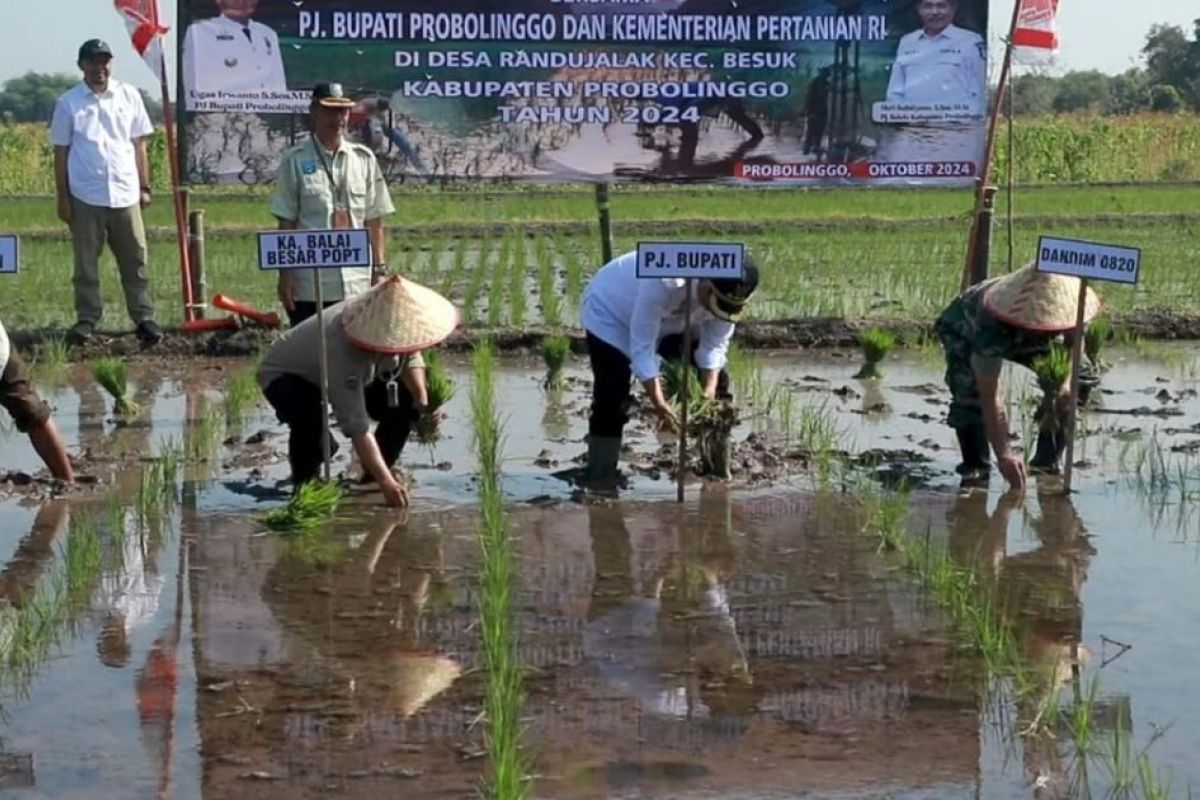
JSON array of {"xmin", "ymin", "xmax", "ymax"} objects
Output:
[
  {"xmin": 706, "ymin": 254, "xmax": 760, "ymax": 322},
  {"xmin": 311, "ymin": 82, "xmax": 355, "ymax": 108},
  {"xmin": 78, "ymin": 39, "xmax": 114, "ymax": 62}
]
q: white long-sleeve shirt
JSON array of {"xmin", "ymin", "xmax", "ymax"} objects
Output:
[
  {"xmin": 182, "ymin": 14, "xmax": 286, "ymax": 100},
  {"xmin": 581, "ymin": 251, "xmax": 735, "ymax": 382}
]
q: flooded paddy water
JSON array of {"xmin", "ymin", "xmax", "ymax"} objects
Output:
[{"xmin": 1, "ymin": 345, "xmax": 1199, "ymax": 798}]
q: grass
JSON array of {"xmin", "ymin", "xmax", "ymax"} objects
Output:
[
  {"xmin": 540, "ymin": 335, "xmax": 571, "ymax": 391},
  {"xmin": 855, "ymin": 328, "xmax": 897, "ymax": 380},
  {"xmin": 261, "ymin": 481, "xmax": 343, "ymax": 532},
  {"xmin": 91, "ymin": 357, "xmax": 139, "ymax": 419},
  {"xmin": 416, "ymin": 350, "xmax": 454, "ymax": 446},
  {"xmin": 470, "ymin": 340, "xmax": 530, "ymax": 799}
]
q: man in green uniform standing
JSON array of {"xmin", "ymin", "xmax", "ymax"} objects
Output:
[
  {"xmin": 935, "ymin": 264, "xmax": 1101, "ymax": 490},
  {"xmin": 271, "ymin": 82, "xmax": 394, "ymax": 326}
]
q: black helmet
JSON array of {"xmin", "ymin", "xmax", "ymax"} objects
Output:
[{"xmin": 706, "ymin": 254, "xmax": 759, "ymax": 322}]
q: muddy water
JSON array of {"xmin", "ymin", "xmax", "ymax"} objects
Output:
[{"xmin": 1, "ymin": 348, "xmax": 1199, "ymax": 797}]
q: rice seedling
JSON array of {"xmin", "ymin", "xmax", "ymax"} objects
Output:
[
  {"xmin": 540, "ymin": 334, "xmax": 571, "ymax": 390},
  {"xmin": 416, "ymin": 350, "xmax": 454, "ymax": 446},
  {"xmin": 29, "ymin": 335, "xmax": 69, "ymax": 384},
  {"xmin": 563, "ymin": 248, "xmax": 585, "ymax": 318},
  {"xmin": 488, "ymin": 233, "xmax": 513, "ymax": 327},
  {"xmin": 261, "ymin": 480, "xmax": 344, "ymax": 532},
  {"xmin": 662, "ymin": 359, "xmax": 703, "ymax": 414},
  {"xmin": 1085, "ymin": 316, "xmax": 1112, "ymax": 368},
  {"xmin": 443, "ymin": 236, "xmax": 467, "ymax": 297},
  {"xmin": 1031, "ymin": 344, "xmax": 1072, "ymax": 437},
  {"xmin": 223, "ymin": 369, "xmax": 261, "ymax": 427},
  {"xmin": 188, "ymin": 405, "xmax": 224, "ymax": 462},
  {"xmin": 470, "ymin": 338, "xmax": 531, "ymax": 799},
  {"xmin": 92, "ymin": 357, "xmax": 139, "ymax": 419},
  {"xmin": 691, "ymin": 399, "xmax": 739, "ymax": 480},
  {"xmin": 462, "ymin": 235, "xmax": 493, "ymax": 325},
  {"xmin": 854, "ymin": 328, "xmax": 897, "ymax": 380},
  {"xmin": 507, "ymin": 236, "xmax": 528, "ymax": 327},
  {"xmin": 536, "ymin": 236, "xmax": 561, "ymax": 326}
]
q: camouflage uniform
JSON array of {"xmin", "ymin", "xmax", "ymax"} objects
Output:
[{"xmin": 935, "ymin": 277, "xmax": 1098, "ymax": 431}]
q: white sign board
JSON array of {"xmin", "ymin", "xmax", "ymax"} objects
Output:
[
  {"xmin": 0, "ymin": 235, "xmax": 18, "ymax": 274},
  {"xmin": 636, "ymin": 242, "xmax": 745, "ymax": 281},
  {"xmin": 1036, "ymin": 235, "xmax": 1141, "ymax": 285},
  {"xmin": 257, "ymin": 229, "xmax": 372, "ymax": 271}
]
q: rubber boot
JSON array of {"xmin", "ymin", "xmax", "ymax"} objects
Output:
[
  {"xmin": 1029, "ymin": 429, "xmax": 1066, "ymax": 475},
  {"xmin": 582, "ymin": 436, "xmax": 623, "ymax": 493},
  {"xmin": 954, "ymin": 425, "xmax": 991, "ymax": 486}
]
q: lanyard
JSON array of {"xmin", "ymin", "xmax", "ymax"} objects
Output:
[{"xmin": 311, "ymin": 136, "xmax": 345, "ymax": 207}]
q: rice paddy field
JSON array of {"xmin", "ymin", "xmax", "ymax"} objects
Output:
[{"xmin": 3, "ymin": 114, "xmax": 1200, "ymax": 798}]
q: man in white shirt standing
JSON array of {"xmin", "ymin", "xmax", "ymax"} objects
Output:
[
  {"xmin": 182, "ymin": 0, "xmax": 287, "ymax": 99},
  {"xmin": 579, "ymin": 251, "xmax": 759, "ymax": 489},
  {"xmin": 886, "ymin": 0, "xmax": 986, "ymax": 112},
  {"xmin": 50, "ymin": 39, "xmax": 161, "ymax": 347}
]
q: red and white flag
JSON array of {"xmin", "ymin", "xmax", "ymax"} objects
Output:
[
  {"xmin": 113, "ymin": 0, "xmax": 171, "ymax": 83},
  {"xmin": 1012, "ymin": 0, "xmax": 1059, "ymax": 53}
]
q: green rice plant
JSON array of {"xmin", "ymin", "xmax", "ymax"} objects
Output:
[
  {"xmin": 1084, "ymin": 316, "xmax": 1112, "ymax": 367},
  {"xmin": 536, "ymin": 236, "xmax": 560, "ymax": 326},
  {"xmin": 507, "ymin": 236, "xmax": 528, "ymax": 327},
  {"xmin": 1032, "ymin": 344, "xmax": 1072, "ymax": 436},
  {"xmin": 29, "ymin": 335, "xmax": 69, "ymax": 384},
  {"xmin": 443, "ymin": 236, "xmax": 468, "ymax": 297},
  {"xmin": 223, "ymin": 369, "xmax": 261, "ymax": 427},
  {"xmin": 540, "ymin": 334, "xmax": 571, "ymax": 390},
  {"xmin": 488, "ymin": 233, "xmax": 513, "ymax": 327},
  {"xmin": 563, "ymin": 248, "xmax": 585, "ymax": 318},
  {"xmin": 662, "ymin": 359, "xmax": 704, "ymax": 416},
  {"xmin": 188, "ymin": 405, "xmax": 224, "ymax": 462},
  {"xmin": 462, "ymin": 235, "xmax": 493, "ymax": 325},
  {"xmin": 92, "ymin": 357, "xmax": 139, "ymax": 419},
  {"xmin": 261, "ymin": 480, "xmax": 343, "ymax": 532},
  {"xmin": 691, "ymin": 399, "xmax": 739, "ymax": 480},
  {"xmin": 854, "ymin": 328, "xmax": 897, "ymax": 380},
  {"xmin": 470, "ymin": 338, "xmax": 531, "ymax": 799},
  {"xmin": 416, "ymin": 350, "xmax": 454, "ymax": 446}
]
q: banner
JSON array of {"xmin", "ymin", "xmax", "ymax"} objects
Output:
[{"xmin": 179, "ymin": 0, "xmax": 988, "ymax": 186}]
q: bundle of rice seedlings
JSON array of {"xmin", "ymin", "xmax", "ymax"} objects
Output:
[
  {"xmin": 92, "ymin": 357, "xmax": 139, "ymax": 418},
  {"xmin": 662, "ymin": 359, "xmax": 704, "ymax": 416},
  {"xmin": 854, "ymin": 329, "xmax": 896, "ymax": 380},
  {"xmin": 261, "ymin": 481, "xmax": 343, "ymax": 532},
  {"xmin": 416, "ymin": 350, "xmax": 454, "ymax": 445},
  {"xmin": 691, "ymin": 399, "xmax": 739, "ymax": 480},
  {"xmin": 1084, "ymin": 316, "xmax": 1112, "ymax": 368},
  {"xmin": 541, "ymin": 334, "xmax": 571, "ymax": 390},
  {"xmin": 1032, "ymin": 344, "xmax": 1072, "ymax": 434}
]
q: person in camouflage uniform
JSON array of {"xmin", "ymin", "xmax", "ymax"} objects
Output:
[{"xmin": 935, "ymin": 264, "xmax": 1101, "ymax": 489}]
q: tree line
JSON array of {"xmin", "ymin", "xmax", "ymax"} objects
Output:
[{"xmin": 0, "ymin": 72, "xmax": 163, "ymax": 125}]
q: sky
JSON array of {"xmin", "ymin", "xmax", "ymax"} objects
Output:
[{"xmin": 0, "ymin": 0, "xmax": 1196, "ymax": 94}]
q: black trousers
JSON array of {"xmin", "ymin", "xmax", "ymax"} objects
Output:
[
  {"xmin": 286, "ymin": 300, "xmax": 339, "ymax": 328},
  {"xmin": 587, "ymin": 331, "xmax": 731, "ymax": 438},
  {"xmin": 263, "ymin": 373, "xmax": 418, "ymax": 485}
]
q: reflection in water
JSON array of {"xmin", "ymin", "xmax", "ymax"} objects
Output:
[
  {"xmin": 947, "ymin": 488, "xmax": 1099, "ymax": 798},
  {"xmin": 583, "ymin": 489, "xmax": 755, "ymax": 724}
]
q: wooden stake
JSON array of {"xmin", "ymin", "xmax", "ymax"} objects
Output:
[
  {"xmin": 1062, "ymin": 279, "xmax": 1089, "ymax": 492},
  {"xmin": 678, "ymin": 280, "xmax": 693, "ymax": 504},
  {"xmin": 960, "ymin": 0, "xmax": 1024, "ymax": 293},
  {"xmin": 314, "ymin": 270, "xmax": 332, "ymax": 481},
  {"xmin": 595, "ymin": 183, "xmax": 614, "ymax": 265}
]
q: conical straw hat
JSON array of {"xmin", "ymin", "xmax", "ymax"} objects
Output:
[
  {"xmin": 983, "ymin": 263, "xmax": 1102, "ymax": 333},
  {"xmin": 341, "ymin": 275, "xmax": 459, "ymax": 354},
  {"xmin": 384, "ymin": 650, "xmax": 461, "ymax": 717}
]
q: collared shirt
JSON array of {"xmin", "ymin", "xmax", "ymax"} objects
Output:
[
  {"xmin": 49, "ymin": 80, "xmax": 152, "ymax": 209},
  {"xmin": 886, "ymin": 24, "xmax": 986, "ymax": 109},
  {"xmin": 0, "ymin": 319, "xmax": 8, "ymax": 376},
  {"xmin": 182, "ymin": 14, "xmax": 286, "ymax": 96},
  {"xmin": 271, "ymin": 137, "xmax": 395, "ymax": 303},
  {"xmin": 257, "ymin": 303, "xmax": 423, "ymax": 437},
  {"xmin": 581, "ymin": 251, "xmax": 735, "ymax": 382}
]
